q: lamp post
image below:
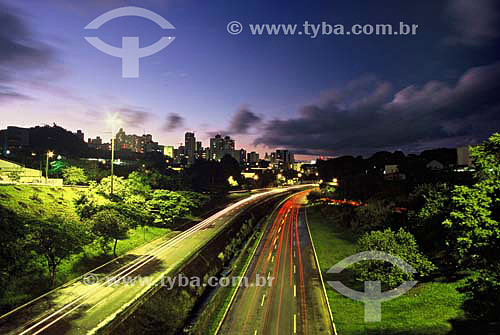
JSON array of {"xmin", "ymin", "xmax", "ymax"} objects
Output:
[
  {"xmin": 111, "ymin": 136, "xmax": 115, "ymax": 195},
  {"xmin": 46, "ymin": 151, "xmax": 54, "ymax": 184},
  {"xmin": 107, "ymin": 114, "xmax": 121, "ymax": 196}
]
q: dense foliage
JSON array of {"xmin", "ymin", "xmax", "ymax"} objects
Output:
[
  {"xmin": 314, "ymin": 133, "xmax": 500, "ymax": 323},
  {"xmin": 442, "ymin": 134, "xmax": 500, "ymax": 321},
  {"xmin": 355, "ymin": 228, "xmax": 435, "ymax": 289},
  {"xmin": 62, "ymin": 166, "xmax": 89, "ymax": 185}
]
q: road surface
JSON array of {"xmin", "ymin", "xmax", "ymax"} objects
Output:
[
  {"xmin": 219, "ymin": 190, "xmax": 334, "ymax": 335},
  {"xmin": 0, "ymin": 185, "xmax": 310, "ymax": 335}
]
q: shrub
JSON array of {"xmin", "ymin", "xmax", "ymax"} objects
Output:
[
  {"xmin": 62, "ymin": 167, "xmax": 89, "ymax": 185},
  {"xmin": 459, "ymin": 271, "xmax": 500, "ymax": 321},
  {"xmin": 351, "ymin": 200, "xmax": 392, "ymax": 232},
  {"xmin": 355, "ymin": 228, "xmax": 436, "ymax": 289}
]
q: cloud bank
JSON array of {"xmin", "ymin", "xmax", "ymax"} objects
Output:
[
  {"xmin": 0, "ymin": 3, "xmax": 55, "ymax": 101},
  {"xmin": 255, "ymin": 62, "xmax": 500, "ymax": 156}
]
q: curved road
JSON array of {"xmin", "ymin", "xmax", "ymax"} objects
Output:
[
  {"xmin": 0, "ymin": 185, "xmax": 310, "ymax": 335},
  {"xmin": 219, "ymin": 191, "xmax": 334, "ymax": 335}
]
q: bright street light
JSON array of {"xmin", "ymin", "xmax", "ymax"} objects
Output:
[{"xmin": 46, "ymin": 151, "xmax": 54, "ymax": 184}]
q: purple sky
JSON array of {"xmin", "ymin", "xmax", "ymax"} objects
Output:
[{"xmin": 1, "ymin": 0, "xmax": 499, "ymax": 158}]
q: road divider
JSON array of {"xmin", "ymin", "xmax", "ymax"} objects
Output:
[{"xmin": 304, "ymin": 207, "xmax": 338, "ymax": 335}]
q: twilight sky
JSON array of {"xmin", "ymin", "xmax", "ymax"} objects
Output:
[{"xmin": 0, "ymin": 0, "xmax": 499, "ymax": 158}]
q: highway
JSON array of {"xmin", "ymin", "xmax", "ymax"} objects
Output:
[
  {"xmin": 218, "ymin": 190, "xmax": 334, "ymax": 335},
  {"xmin": 0, "ymin": 185, "xmax": 310, "ymax": 335}
]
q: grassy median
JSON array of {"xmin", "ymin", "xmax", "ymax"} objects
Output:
[{"xmin": 306, "ymin": 205, "xmax": 465, "ymax": 335}]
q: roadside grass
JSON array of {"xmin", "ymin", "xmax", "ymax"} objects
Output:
[
  {"xmin": 306, "ymin": 205, "xmax": 465, "ymax": 335},
  {"xmin": 59, "ymin": 225, "xmax": 170, "ymax": 283}
]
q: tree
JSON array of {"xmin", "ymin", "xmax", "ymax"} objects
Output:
[
  {"xmin": 442, "ymin": 133, "xmax": 500, "ymax": 321},
  {"xmin": 29, "ymin": 215, "xmax": 90, "ymax": 286},
  {"xmin": 62, "ymin": 166, "xmax": 88, "ymax": 185},
  {"xmin": 93, "ymin": 176, "xmax": 129, "ymax": 199},
  {"xmin": 126, "ymin": 171, "xmax": 152, "ymax": 196},
  {"xmin": 0, "ymin": 207, "xmax": 31, "ymax": 295},
  {"xmin": 351, "ymin": 200, "xmax": 392, "ymax": 233},
  {"xmin": 407, "ymin": 183, "xmax": 454, "ymax": 266},
  {"xmin": 147, "ymin": 190, "xmax": 194, "ymax": 226},
  {"xmin": 221, "ymin": 154, "xmax": 241, "ymax": 181},
  {"xmin": 90, "ymin": 209, "xmax": 132, "ymax": 257},
  {"xmin": 356, "ymin": 228, "xmax": 435, "ymax": 289},
  {"xmin": 176, "ymin": 191, "xmax": 210, "ymax": 210}
]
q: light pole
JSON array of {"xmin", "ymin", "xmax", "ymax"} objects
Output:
[
  {"xmin": 107, "ymin": 114, "xmax": 121, "ymax": 196},
  {"xmin": 111, "ymin": 136, "xmax": 115, "ymax": 195},
  {"xmin": 46, "ymin": 151, "xmax": 54, "ymax": 184}
]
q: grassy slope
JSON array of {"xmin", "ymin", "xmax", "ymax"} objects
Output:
[
  {"xmin": 306, "ymin": 205, "xmax": 464, "ymax": 335},
  {"xmin": 0, "ymin": 185, "xmax": 169, "ymax": 310},
  {"xmin": 0, "ymin": 184, "xmax": 82, "ymax": 220}
]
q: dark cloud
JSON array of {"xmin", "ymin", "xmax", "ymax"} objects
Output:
[
  {"xmin": 254, "ymin": 61, "xmax": 500, "ymax": 156},
  {"xmin": 163, "ymin": 113, "xmax": 184, "ymax": 131},
  {"xmin": 445, "ymin": 0, "xmax": 500, "ymax": 46},
  {"xmin": 0, "ymin": 3, "xmax": 55, "ymax": 101},
  {"xmin": 209, "ymin": 106, "xmax": 261, "ymax": 137},
  {"xmin": 228, "ymin": 106, "xmax": 261, "ymax": 134},
  {"xmin": 115, "ymin": 107, "xmax": 152, "ymax": 128}
]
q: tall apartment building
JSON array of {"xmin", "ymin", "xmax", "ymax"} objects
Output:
[
  {"xmin": 185, "ymin": 132, "xmax": 196, "ymax": 163},
  {"xmin": 247, "ymin": 151, "xmax": 260, "ymax": 164}
]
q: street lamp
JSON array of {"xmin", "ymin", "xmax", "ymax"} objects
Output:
[
  {"xmin": 106, "ymin": 113, "xmax": 122, "ymax": 195},
  {"xmin": 46, "ymin": 151, "xmax": 54, "ymax": 184}
]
